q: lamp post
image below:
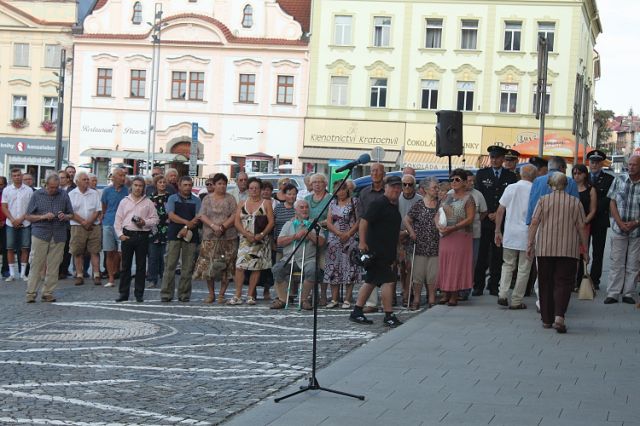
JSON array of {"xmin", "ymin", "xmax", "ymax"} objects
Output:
[
  {"xmin": 146, "ymin": 3, "xmax": 163, "ymax": 175},
  {"xmin": 536, "ymin": 35, "xmax": 549, "ymax": 158},
  {"xmin": 54, "ymin": 49, "xmax": 68, "ymax": 171}
]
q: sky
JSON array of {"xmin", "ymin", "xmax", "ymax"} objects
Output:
[{"xmin": 594, "ymin": 0, "xmax": 640, "ymax": 116}]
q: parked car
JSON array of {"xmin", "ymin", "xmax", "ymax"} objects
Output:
[
  {"xmin": 353, "ymin": 169, "xmax": 474, "ymax": 193},
  {"xmin": 247, "ymin": 173, "xmax": 306, "ymax": 195}
]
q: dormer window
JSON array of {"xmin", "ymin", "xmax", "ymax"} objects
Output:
[
  {"xmin": 132, "ymin": 1, "xmax": 142, "ymax": 25},
  {"xmin": 242, "ymin": 4, "xmax": 253, "ymax": 28}
]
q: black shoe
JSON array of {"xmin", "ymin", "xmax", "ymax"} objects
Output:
[
  {"xmin": 178, "ymin": 298, "xmax": 190, "ymax": 303},
  {"xmin": 383, "ymin": 314, "xmax": 403, "ymax": 328},
  {"xmin": 349, "ymin": 312, "xmax": 373, "ymax": 325},
  {"xmin": 175, "ymin": 269, "xmax": 181, "ymax": 275},
  {"xmin": 497, "ymin": 297, "xmax": 508, "ymax": 307},
  {"xmin": 489, "ymin": 290, "xmax": 499, "ymax": 296},
  {"xmin": 472, "ymin": 290, "xmax": 483, "ymax": 296},
  {"xmin": 603, "ymin": 297, "xmax": 618, "ymax": 304},
  {"xmin": 135, "ymin": 297, "xmax": 143, "ymax": 303},
  {"xmin": 115, "ymin": 296, "xmax": 128, "ymax": 302},
  {"xmin": 161, "ymin": 297, "xmax": 172, "ymax": 303},
  {"xmin": 622, "ymin": 296, "xmax": 635, "ymax": 304}
]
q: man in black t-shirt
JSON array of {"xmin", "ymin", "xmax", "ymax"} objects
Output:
[{"xmin": 350, "ymin": 176, "xmax": 403, "ymax": 328}]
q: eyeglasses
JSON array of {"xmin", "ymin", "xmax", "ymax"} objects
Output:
[
  {"xmin": 449, "ymin": 177, "xmax": 463, "ymax": 183},
  {"xmin": 402, "ymin": 183, "xmax": 414, "ymax": 187},
  {"xmin": 205, "ymin": 183, "xmax": 214, "ymax": 186}
]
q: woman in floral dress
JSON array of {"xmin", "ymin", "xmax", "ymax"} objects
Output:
[
  {"xmin": 324, "ymin": 180, "xmax": 360, "ymax": 308},
  {"xmin": 147, "ymin": 175, "xmax": 169, "ymax": 288},
  {"xmin": 193, "ymin": 173, "xmax": 237, "ymax": 303}
]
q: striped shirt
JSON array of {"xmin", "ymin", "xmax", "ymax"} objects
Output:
[
  {"xmin": 607, "ymin": 173, "xmax": 640, "ymax": 237},
  {"xmin": 532, "ymin": 191, "xmax": 585, "ymax": 259}
]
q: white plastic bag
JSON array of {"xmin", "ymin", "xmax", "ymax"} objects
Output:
[{"xmin": 437, "ymin": 207, "xmax": 447, "ymax": 228}]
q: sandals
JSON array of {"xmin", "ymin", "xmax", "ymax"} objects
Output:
[
  {"xmin": 509, "ymin": 303, "xmax": 527, "ymax": 310},
  {"xmin": 270, "ymin": 299, "xmax": 286, "ymax": 309},
  {"xmin": 326, "ymin": 300, "xmax": 339, "ymax": 309},
  {"xmin": 204, "ymin": 295, "xmax": 215, "ymax": 304},
  {"xmin": 341, "ymin": 301, "xmax": 352, "ymax": 309},
  {"xmin": 226, "ymin": 297, "xmax": 243, "ymax": 305},
  {"xmin": 247, "ymin": 297, "xmax": 256, "ymax": 305}
]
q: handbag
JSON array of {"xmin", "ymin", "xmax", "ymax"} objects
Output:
[
  {"xmin": 254, "ymin": 214, "xmax": 268, "ymax": 235},
  {"xmin": 578, "ymin": 260, "xmax": 595, "ymax": 300}
]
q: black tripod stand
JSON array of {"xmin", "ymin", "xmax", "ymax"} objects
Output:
[{"xmin": 275, "ymin": 169, "xmax": 365, "ymax": 403}]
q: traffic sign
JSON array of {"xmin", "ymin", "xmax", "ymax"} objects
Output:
[
  {"xmin": 371, "ymin": 146, "xmax": 385, "ymax": 163},
  {"xmin": 190, "ymin": 123, "xmax": 198, "ymax": 177}
]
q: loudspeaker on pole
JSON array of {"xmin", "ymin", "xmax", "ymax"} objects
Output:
[{"xmin": 436, "ymin": 110, "xmax": 463, "ymax": 157}]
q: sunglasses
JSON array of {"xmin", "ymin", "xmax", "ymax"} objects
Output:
[
  {"xmin": 402, "ymin": 183, "xmax": 414, "ymax": 187},
  {"xmin": 449, "ymin": 177, "xmax": 463, "ymax": 183}
]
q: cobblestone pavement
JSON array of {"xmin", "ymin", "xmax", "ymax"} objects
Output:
[{"xmin": 0, "ymin": 278, "xmax": 417, "ymax": 425}]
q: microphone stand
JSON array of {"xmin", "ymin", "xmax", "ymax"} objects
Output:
[{"xmin": 275, "ymin": 167, "xmax": 365, "ymax": 402}]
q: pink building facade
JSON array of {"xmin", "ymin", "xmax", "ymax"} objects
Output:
[{"xmin": 71, "ymin": 0, "xmax": 310, "ymax": 181}]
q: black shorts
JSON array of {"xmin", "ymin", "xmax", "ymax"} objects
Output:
[{"xmin": 364, "ymin": 262, "xmax": 396, "ymax": 287}]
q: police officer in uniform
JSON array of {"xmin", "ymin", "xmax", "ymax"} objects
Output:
[
  {"xmin": 473, "ymin": 146, "xmax": 518, "ymax": 296},
  {"xmin": 504, "ymin": 149, "xmax": 521, "ymax": 179},
  {"xmin": 587, "ymin": 149, "xmax": 614, "ymax": 289}
]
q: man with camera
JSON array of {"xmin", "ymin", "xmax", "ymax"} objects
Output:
[
  {"xmin": 350, "ymin": 176, "xmax": 403, "ymax": 328},
  {"xmin": 114, "ymin": 177, "xmax": 159, "ymax": 303}
]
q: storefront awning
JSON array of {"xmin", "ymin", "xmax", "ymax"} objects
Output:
[
  {"xmin": 81, "ymin": 149, "xmax": 188, "ymax": 162},
  {"xmin": 300, "ymin": 147, "xmax": 400, "ymax": 166},
  {"xmin": 403, "ymin": 152, "xmax": 480, "ymax": 170}
]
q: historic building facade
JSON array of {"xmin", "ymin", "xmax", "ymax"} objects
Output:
[
  {"xmin": 71, "ymin": 0, "xmax": 310, "ymax": 181},
  {"xmin": 303, "ymin": 0, "xmax": 601, "ymax": 175},
  {"xmin": 0, "ymin": 0, "xmax": 75, "ymax": 185}
]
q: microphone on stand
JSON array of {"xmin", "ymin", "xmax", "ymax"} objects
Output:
[{"xmin": 335, "ymin": 153, "xmax": 371, "ymax": 173}]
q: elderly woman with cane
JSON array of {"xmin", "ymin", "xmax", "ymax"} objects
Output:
[{"xmin": 527, "ymin": 172, "xmax": 588, "ymax": 333}]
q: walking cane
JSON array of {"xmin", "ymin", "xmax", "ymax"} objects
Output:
[
  {"xmin": 285, "ymin": 255, "xmax": 295, "ymax": 310},
  {"xmin": 297, "ymin": 243, "xmax": 306, "ymax": 310},
  {"xmin": 406, "ymin": 242, "xmax": 417, "ymax": 310}
]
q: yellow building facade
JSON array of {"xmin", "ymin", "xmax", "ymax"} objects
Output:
[
  {"xmin": 303, "ymin": 0, "xmax": 601, "ymax": 174},
  {"xmin": 0, "ymin": 0, "xmax": 75, "ymax": 185}
]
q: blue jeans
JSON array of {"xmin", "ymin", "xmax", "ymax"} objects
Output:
[{"xmin": 147, "ymin": 242, "xmax": 166, "ymax": 284}]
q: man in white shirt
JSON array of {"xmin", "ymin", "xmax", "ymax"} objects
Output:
[
  {"xmin": 494, "ymin": 164, "xmax": 537, "ymax": 309},
  {"xmin": 1, "ymin": 168, "xmax": 33, "ymax": 281},
  {"xmin": 69, "ymin": 172, "xmax": 103, "ymax": 286}
]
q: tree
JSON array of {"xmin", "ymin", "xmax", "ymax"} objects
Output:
[{"xmin": 594, "ymin": 107, "xmax": 614, "ymax": 152}]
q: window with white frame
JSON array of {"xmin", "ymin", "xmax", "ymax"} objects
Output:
[
  {"xmin": 373, "ymin": 17, "xmax": 391, "ymax": 47},
  {"xmin": 456, "ymin": 81, "xmax": 475, "ymax": 111},
  {"xmin": 13, "ymin": 43, "xmax": 29, "ymax": 67},
  {"xmin": 500, "ymin": 83, "xmax": 518, "ymax": 113},
  {"xmin": 420, "ymin": 80, "xmax": 438, "ymax": 110},
  {"xmin": 242, "ymin": 4, "xmax": 253, "ymax": 28},
  {"xmin": 44, "ymin": 45, "xmax": 61, "ymax": 68},
  {"xmin": 425, "ymin": 19, "xmax": 443, "ymax": 48},
  {"xmin": 538, "ymin": 22, "xmax": 555, "ymax": 52},
  {"xmin": 132, "ymin": 1, "xmax": 142, "ymax": 24},
  {"xmin": 460, "ymin": 20, "xmax": 478, "ymax": 50},
  {"xmin": 370, "ymin": 78, "xmax": 387, "ymax": 108},
  {"xmin": 532, "ymin": 85, "xmax": 551, "ymax": 114},
  {"xmin": 330, "ymin": 76, "xmax": 348, "ymax": 106},
  {"xmin": 504, "ymin": 21, "xmax": 522, "ymax": 51},
  {"xmin": 12, "ymin": 96, "xmax": 27, "ymax": 120},
  {"xmin": 277, "ymin": 75, "xmax": 294, "ymax": 104},
  {"xmin": 43, "ymin": 97, "xmax": 58, "ymax": 121},
  {"xmin": 334, "ymin": 15, "xmax": 352, "ymax": 45}
]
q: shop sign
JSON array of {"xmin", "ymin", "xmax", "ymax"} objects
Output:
[
  {"xmin": 0, "ymin": 138, "xmax": 57, "ymax": 155},
  {"xmin": 405, "ymin": 123, "xmax": 482, "ymax": 154},
  {"xmin": 481, "ymin": 127, "xmax": 573, "ymax": 152},
  {"xmin": 304, "ymin": 119, "xmax": 403, "ymax": 149}
]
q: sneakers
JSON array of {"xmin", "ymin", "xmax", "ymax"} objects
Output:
[
  {"xmin": 383, "ymin": 314, "xmax": 403, "ymax": 328},
  {"xmin": 349, "ymin": 312, "xmax": 373, "ymax": 325},
  {"xmin": 104, "ymin": 282, "xmax": 115, "ymax": 288},
  {"xmin": 20, "ymin": 274, "xmax": 28, "ymax": 281},
  {"xmin": 5, "ymin": 276, "xmax": 15, "ymax": 282},
  {"xmin": 246, "ymin": 297, "xmax": 256, "ymax": 305}
]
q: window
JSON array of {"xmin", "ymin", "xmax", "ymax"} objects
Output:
[
  {"xmin": 538, "ymin": 22, "xmax": 555, "ymax": 52},
  {"xmin": 12, "ymin": 96, "xmax": 27, "ymax": 120},
  {"xmin": 189, "ymin": 72, "xmax": 204, "ymax": 100},
  {"xmin": 96, "ymin": 68, "xmax": 112, "ymax": 97},
  {"xmin": 44, "ymin": 45, "xmax": 61, "ymax": 68},
  {"xmin": 239, "ymin": 74, "xmax": 256, "ymax": 103},
  {"xmin": 533, "ymin": 85, "xmax": 551, "ymax": 114},
  {"xmin": 460, "ymin": 19, "xmax": 478, "ymax": 50},
  {"xmin": 425, "ymin": 19, "xmax": 443, "ymax": 48},
  {"xmin": 242, "ymin": 4, "xmax": 253, "ymax": 28},
  {"xmin": 130, "ymin": 70, "xmax": 146, "ymax": 98},
  {"xmin": 504, "ymin": 21, "xmax": 522, "ymax": 51},
  {"xmin": 500, "ymin": 83, "xmax": 518, "ymax": 113},
  {"xmin": 277, "ymin": 75, "xmax": 294, "ymax": 104},
  {"xmin": 334, "ymin": 15, "xmax": 352, "ymax": 45},
  {"xmin": 373, "ymin": 17, "xmax": 391, "ymax": 47},
  {"xmin": 330, "ymin": 76, "xmax": 348, "ymax": 106},
  {"xmin": 171, "ymin": 71, "xmax": 187, "ymax": 99},
  {"xmin": 43, "ymin": 97, "xmax": 58, "ymax": 121},
  {"xmin": 132, "ymin": 1, "xmax": 142, "ymax": 24},
  {"xmin": 457, "ymin": 81, "xmax": 475, "ymax": 111},
  {"xmin": 13, "ymin": 43, "xmax": 29, "ymax": 67},
  {"xmin": 420, "ymin": 80, "xmax": 438, "ymax": 110},
  {"xmin": 370, "ymin": 78, "xmax": 387, "ymax": 108}
]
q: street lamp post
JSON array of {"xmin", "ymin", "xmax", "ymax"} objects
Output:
[
  {"xmin": 55, "ymin": 48, "xmax": 67, "ymax": 171},
  {"xmin": 536, "ymin": 35, "xmax": 549, "ymax": 158},
  {"xmin": 146, "ymin": 3, "xmax": 163, "ymax": 175}
]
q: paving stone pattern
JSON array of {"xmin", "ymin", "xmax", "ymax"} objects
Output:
[{"xmin": 0, "ymin": 281, "xmax": 406, "ymax": 425}]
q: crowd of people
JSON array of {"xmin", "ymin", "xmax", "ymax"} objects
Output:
[{"xmin": 1, "ymin": 147, "xmax": 638, "ymax": 332}]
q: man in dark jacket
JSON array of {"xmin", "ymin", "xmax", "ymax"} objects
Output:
[{"xmin": 587, "ymin": 150, "xmax": 614, "ymax": 289}]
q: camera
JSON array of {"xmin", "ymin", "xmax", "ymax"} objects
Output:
[{"xmin": 132, "ymin": 215, "xmax": 141, "ymax": 224}]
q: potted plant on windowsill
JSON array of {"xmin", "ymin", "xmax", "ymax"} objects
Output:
[
  {"xmin": 41, "ymin": 119, "xmax": 56, "ymax": 133},
  {"xmin": 10, "ymin": 118, "xmax": 29, "ymax": 129}
]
